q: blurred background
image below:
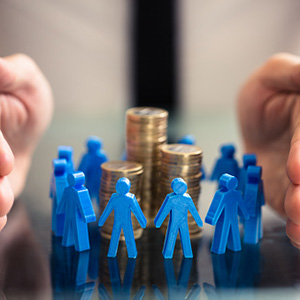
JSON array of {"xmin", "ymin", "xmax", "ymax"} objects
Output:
[{"xmin": 0, "ymin": 0, "xmax": 299, "ymax": 244}]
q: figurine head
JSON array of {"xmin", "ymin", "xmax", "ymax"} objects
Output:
[
  {"xmin": 53, "ymin": 159, "xmax": 67, "ymax": 176},
  {"xmin": 219, "ymin": 173, "xmax": 238, "ymax": 190},
  {"xmin": 220, "ymin": 144, "xmax": 235, "ymax": 158},
  {"xmin": 67, "ymin": 172, "xmax": 85, "ymax": 187},
  {"xmin": 116, "ymin": 177, "xmax": 131, "ymax": 194},
  {"xmin": 243, "ymin": 154, "xmax": 257, "ymax": 169},
  {"xmin": 247, "ymin": 166, "xmax": 262, "ymax": 184},
  {"xmin": 171, "ymin": 178, "xmax": 188, "ymax": 195},
  {"xmin": 58, "ymin": 146, "xmax": 73, "ymax": 162},
  {"xmin": 87, "ymin": 136, "xmax": 102, "ymax": 152}
]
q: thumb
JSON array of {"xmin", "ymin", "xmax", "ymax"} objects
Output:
[
  {"xmin": 258, "ymin": 53, "xmax": 300, "ymax": 92},
  {"xmin": 0, "ymin": 131, "xmax": 14, "ymax": 177}
]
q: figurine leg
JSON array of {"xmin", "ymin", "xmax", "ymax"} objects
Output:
[
  {"xmin": 227, "ymin": 221, "xmax": 241, "ymax": 251},
  {"xmin": 162, "ymin": 224, "xmax": 178, "ymax": 259},
  {"xmin": 179, "ymin": 223, "xmax": 193, "ymax": 258},
  {"xmin": 123, "ymin": 223, "xmax": 137, "ymax": 258},
  {"xmin": 108, "ymin": 223, "xmax": 122, "ymax": 257},
  {"xmin": 258, "ymin": 205, "xmax": 263, "ymax": 240},
  {"xmin": 74, "ymin": 219, "xmax": 90, "ymax": 252},
  {"xmin": 62, "ymin": 220, "xmax": 75, "ymax": 247},
  {"xmin": 211, "ymin": 213, "xmax": 229, "ymax": 254},
  {"xmin": 56, "ymin": 214, "xmax": 65, "ymax": 237},
  {"xmin": 244, "ymin": 216, "xmax": 259, "ymax": 244},
  {"xmin": 52, "ymin": 200, "xmax": 57, "ymax": 234}
]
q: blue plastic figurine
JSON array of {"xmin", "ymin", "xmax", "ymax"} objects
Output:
[
  {"xmin": 177, "ymin": 134, "xmax": 196, "ymax": 145},
  {"xmin": 50, "ymin": 159, "xmax": 68, "ymax": 237},
  {"xmin": 177, "ymin": 134, "xmax": 206, "ymax": 180},
  {"xmin": 154, "ymin": 178, "xmax": 203, "ymax": 259},
  {"xmin": 98, "ymin": 258, "xmax": 145, "ymax": 300},
  {"xmin": 237, "ymin": 153, "xmax": 257, "ymax": 194},
  {"xmin": 98, "ymin": 177, "xmax": 147, "ymax": 258},
  {"xmin": 243, "ymin": 166, "xmax": 265, "ymax": 244},
  {"xmin": 50, "ymin": 145, "xmax": 74, "ymax": 201},
  {"xmin": 210, "ymin": 144, "xmax": 239, "ymax": 181},
  {"xmin": 205, "ymin": 173, "xmax": 249, "ymax": 254},
  {"xmin": 58, "ymin": 145, "xmax": 74, "ymax": 174},
  {"xmin": 57, "ymin": 172, "xmax": 96, "ymax": 252},
  {"xmin": 78, "ymin": 136, "xmax": 108, "ymax": 203}
]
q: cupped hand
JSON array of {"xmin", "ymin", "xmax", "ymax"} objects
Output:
[
  {"xmin": 237, "ymin": 53, "xmax": 300, "ymax": 248},
  {"xmin": 0, "ymin": 54, "xmax": 53, "ymax": 230}
]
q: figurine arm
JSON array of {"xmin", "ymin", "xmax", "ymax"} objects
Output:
[
  {"xmin": 186, "ymin": 195, "xmax": 203, "ymax": 227},
  {"xmin": 154, "ymin": 194, "xmax": 173, "ymax": 228},
  {"xmin": 210, "ymin": 160, "xmax": 221, "ymax": 181},
  {"xmin": 98, "ymin": 195, "xmax": 116, "ymax": 227},
  {"xmin": 77, "ymin": 154, "xmax": 88, "ymax": 173},
  {"xmin": 205, "ymin": 192, "xmax": 225, "ymax": 225},
  {"xmin": 237, "ymin": 191, "xmax": 250, "ymax": 220},
  {"xmin": 260, "ymin": 181, "xmax": 265, "ymax": 206},
  {"xmin": 244, "ymin": 186, "xmax": 258, "ymax": 217},
  {"xmin": 100, "ymin": 150, "xmax": 109, "ymax": 162},
  {"xmin": 130, "ymin": 195, "xmax": 147, "ymax": 228},
  {"xmin": 77, "ymin": 189, "xmax": 96, "ymax": 223},
  {"xmin": 57, "ymin": 189, "xmax": 67, "ymax": 214}
]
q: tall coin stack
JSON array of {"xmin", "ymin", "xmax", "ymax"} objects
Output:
[
  {"xmin": 160, "ymin": 144, "xmax": 203, "ymax": 238},
  {"xmin": 99, "ymin": 161, "xmax": 144, "ymax": 240},
  {"xmin": 126, "ymin": 107, "xmax": 168, "ymax": 221}
]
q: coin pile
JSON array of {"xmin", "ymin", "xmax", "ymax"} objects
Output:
[
  {"xmin": 126, "ymin": 107, "xmax": 168, "ymax": 221},
  {"xmin": 160, "ymin": 144, "xmax": 203, "ymax": 238},
  {"xmin": 99, "ymin": 161, "xmax": 144, "ymax": 240}
]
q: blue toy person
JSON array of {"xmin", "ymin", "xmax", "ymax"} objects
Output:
[
  {"xmin": 154, "ymin": 178, "xmax": 203, "ymax": 259},
  {"xmin": 237, "ymin": 153, "xmax": 257, "ymax": 194},
  {"xmin": 58, "ymin": 172, "xmax": 96, "ymax": 252},
  {"xmin": 50, "ymin": 159, "xmax": 68, "ymax": 236},
  {"xmin": 58, "ymin": 145, "xmax": 74, "ymax": 174},
  {"xmin": 243, "ymin": 166, "xmax": 265, "ymax": 244},
  {"xmin": 210, "ymin": 144, "xmax": 239, "ymax": 181},
  {"xmin": 78, "ymin": 136, "xmax": 108, "ymax": 203},
  {"xmin": 98, "ymin": 177, "xmax": 147, "ymax": 258},
  {"xmin": 50, "ymin": 146, "xmax": 74, "ymax": 200},
  {"xmin": 205, "ymin": 173, "xmax": 249, "ymax": 254}
]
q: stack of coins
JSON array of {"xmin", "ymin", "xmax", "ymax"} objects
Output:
[
  {"xmin": 126, "ymin": 107, "xmax": 168, "ymax": 221},
  {"xmin": 99, "ymin": 161, "xmax": 144, "ymax": 240},
  {"xmin": 160, "ymin": 144, "xmax": 203, "ymax": 238}
]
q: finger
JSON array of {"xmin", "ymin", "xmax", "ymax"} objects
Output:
[
  {"xmin": 286, "ymin": 218, "xmax": 300, "ymax": 247},
  {"xmin": 256, "ymin": 53, "xmax": 300, "ymax": 91},
  {"xmin": 0, "ymin": 215, "xmax": 7, "ymax": 231},
  {"xmin": 284, "ymin": 183, "xmax": 300, "ymax": 224},
  {"xmin": 0, "ymin": 176, "xmax": 14, "ymax": 217},
  {"xmin": 0, "ymin": 56, "xmax": 20, "ymax": 91},
  {"xmin": 287, "ymin": 113, "xmax": 300, "ymax": 184},
  {"xmin": 258, "ymin": 53, "xmax": 300, "ymax": 92},
  {"xmin": 0, "ymin": 131, "xmax": 14, "ymax": 177}
]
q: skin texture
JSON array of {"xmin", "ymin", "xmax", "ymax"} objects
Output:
[
  {"xmin": 0, "ymin": 54, "xmax": 53, "ymax": 231},
  {"xmin": 237, "ymin": 52, "xmax": 300, "ymax": 249}
]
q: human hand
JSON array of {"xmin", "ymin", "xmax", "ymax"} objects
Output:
[
  {"xmin": 237, "ymin": 53, "xmax": 300, "ymax": 248},
  {"xmin": 0, "ymin": 54, "xmax": 53, "ymax": 230}
]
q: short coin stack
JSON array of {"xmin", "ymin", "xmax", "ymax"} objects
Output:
[
  {"xmin": 160, "ymin": 144, "xmax": 203, "ymax": 238},
  {"xmin": 99, "ymin": 161, "xmax": 144, "ymax": 240},
  {"xmin": 126, "ymin": 107, "xmax": 168, "ymax": 221}
]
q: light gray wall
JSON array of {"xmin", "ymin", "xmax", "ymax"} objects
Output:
[{"xmin": 1, "ymin": 0, "xmax": 300, "ymax": 116}]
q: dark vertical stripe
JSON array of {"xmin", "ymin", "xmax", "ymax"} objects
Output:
[{"xmin": 132, "ymin": 0, "xmax": 178, "ymax": 116}]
